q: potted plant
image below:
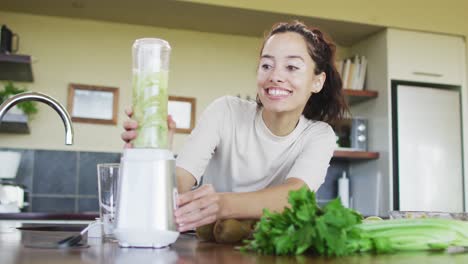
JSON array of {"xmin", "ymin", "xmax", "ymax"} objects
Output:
[{"xmin": 0, "ymin": 81, "xmax": 38, "ymax": 119}]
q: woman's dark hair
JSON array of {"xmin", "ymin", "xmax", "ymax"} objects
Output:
[{"xmin": 257, "ymin": 21, "xmax": 348, "ymax": 124}]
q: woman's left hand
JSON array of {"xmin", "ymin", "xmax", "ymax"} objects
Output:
[{"xmin": 174, "ymin": 184, "xmax": 221, "ymax": 232}]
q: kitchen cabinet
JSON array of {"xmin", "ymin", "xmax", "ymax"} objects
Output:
[
  {"xmin": 393, "ymin": 82, "xmax": 463, "ymax": 212},
  {"xmin": 347, "ymin": 28, "xmax": 467, "ymax": 217},
  {"xmin": 387, "ymin": 29, "xmax": 465, "ymax": 86}
]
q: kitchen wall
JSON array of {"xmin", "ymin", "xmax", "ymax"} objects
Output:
[
  {"xmin": 3, "ymin": 1, "xmax": 468, "ymax": 153},
  {"xmin": 2, "ymin": 2, "xmax": 468, "ymax": 213},
  {"xmin": 0, "ymin": 11, "xmax": 261, "ymax": 154},
  {"xmin": 0, "ymin": 10, "xmax": 353, "ymax": 213},
  {"xmin": 0, "ymin": 10, "xmax": 354, "ymax": 154}
]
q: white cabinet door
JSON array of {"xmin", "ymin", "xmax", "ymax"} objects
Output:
[
  {"xmin": 396, "ymin": 84, "xmax": 463, "ymax": 212},
  {"xmin": 387, "ymin": 29, "xmax": 465, "ymax": 85}
]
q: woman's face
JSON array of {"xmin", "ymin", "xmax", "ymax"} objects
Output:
[{"xmin": 257, "ymin": 32, "xmax": 324, "ymax": 116}]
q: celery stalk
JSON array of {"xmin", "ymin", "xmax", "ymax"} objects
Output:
[{"xmin": 356, "ymin": 218, "xmax": 468, "ymax": 253}]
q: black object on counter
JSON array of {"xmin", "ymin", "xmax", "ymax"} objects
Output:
[{"xmin": 0, "ymin": 212, "xmax": 98, "ymax": 220}]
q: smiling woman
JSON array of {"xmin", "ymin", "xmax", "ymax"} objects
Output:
[
  {"xmin": 122, "ymin": 20, "xmax": 348, "ymax": 233},
  {"xmin": 256, "ymin": 22, "xmax": 347, "ymax": 125}
]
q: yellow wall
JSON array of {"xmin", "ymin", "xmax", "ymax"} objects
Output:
[{"xmin": 0, "ymin": 11, "xmax": 260, "ymax": 153}]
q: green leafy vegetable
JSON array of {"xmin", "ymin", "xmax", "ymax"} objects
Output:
[
  {"xmin": 242, "ymin": 187, "xmax": 468, "ymax": 256},
  {"xmin": 241, "ymin": 187, "xmax": 363, "ymax": 256}
]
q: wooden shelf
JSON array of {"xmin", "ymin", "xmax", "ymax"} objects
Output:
[
  {"xmin": 333, "ymin": 149, "xmax": 379, "ymax": 160},
  {"xmin": 343, "ymin": 89, "xmax": 378, "ymax": 105}
]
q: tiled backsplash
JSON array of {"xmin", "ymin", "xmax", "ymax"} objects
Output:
[
  {"xmin": 1, "ymin": 147, "xmax": 348, "ymax": 213},
  {"xmin": 1, "ymin": 148, "xmax": 120, "ymax": 213}
]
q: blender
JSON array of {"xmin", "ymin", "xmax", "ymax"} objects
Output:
[{"xmin": 114, "ymin": 38, "xmax": 179, "ymax": 248}]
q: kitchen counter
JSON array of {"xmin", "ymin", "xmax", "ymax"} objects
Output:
[{"xmin": 1, "ymin": 220, "xmax": 468, "ymax": 264}]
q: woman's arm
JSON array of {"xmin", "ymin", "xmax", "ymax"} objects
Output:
[
  {"xmin": 220, "ymin": 177, "xmax": 305, "ymax": 219},
  {"xmin": 176, "ymin": 167, "xmax": 197, "ymax": 193},
  {"xmin": 175, "ymin": 177, "xmax": 306, "ymax": 232}
]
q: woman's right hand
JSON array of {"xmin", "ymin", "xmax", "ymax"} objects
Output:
[
  {"xmin": 121, "ymin": 107, "xmax": 138, "ymax": 148},
  {"xmin": 121, "ymin": 107, "xmax": 177, "ymax": 149}
]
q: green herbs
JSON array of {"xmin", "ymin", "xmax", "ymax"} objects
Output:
[
  {"xmin": 0, "ymin": 81, "xmax": 38, "ymax": 118},
  {"xmin": 242, "ymin": 187, "xmax": 468, "ymax": 256},
  {"xmin": 241, "ymin": 187, "xmax": 364, "ymax": 256}
]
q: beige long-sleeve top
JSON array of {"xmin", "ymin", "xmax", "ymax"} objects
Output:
[{"xmin": 176, "ymin": 96, "xmax": 335, "ymax": 192}]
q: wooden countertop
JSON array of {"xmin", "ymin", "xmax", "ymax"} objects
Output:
[{"xmin": 1, "ymin": 220, "xmax": 468, "ymax": 264}]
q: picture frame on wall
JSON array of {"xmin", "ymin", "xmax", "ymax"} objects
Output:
[
  {"xmin": 168, "ymin": 95, "xmax": 196, "ymax": 134},
  {"xmin": 67, "ymin": 83, "xmax": 119, "ymax": 125}
]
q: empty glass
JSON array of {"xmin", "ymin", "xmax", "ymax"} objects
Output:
[{"xmin": 97, "ymin": 163, "xmax": 120, "ymax": 239}]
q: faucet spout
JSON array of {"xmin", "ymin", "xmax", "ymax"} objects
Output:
[{"xmin": 0, "ymin": 92, "xmax": 74, "ymax": 145}]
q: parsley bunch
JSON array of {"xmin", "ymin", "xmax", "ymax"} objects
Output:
[{"xmin": 241, "ymin": 187, "xmax": 366, "ymax": 256}]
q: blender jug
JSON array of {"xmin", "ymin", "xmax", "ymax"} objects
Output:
[
  {"xmin": 131, "ymin": 38, "xmax": 170, "ymax": 149},
  {"xmin": 114, "ymin": 38, "xmax": 179, "ymax": 248}
]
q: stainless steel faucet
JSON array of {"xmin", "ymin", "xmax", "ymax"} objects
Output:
[{"xmin": 0, "ymin": 92, "xmax": 74, "ymax": 145}]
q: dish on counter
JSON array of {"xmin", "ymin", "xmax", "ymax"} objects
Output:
[
  {"xmin": 389, "ymin": 211, "xmax": 468, "ymax": 221},
  {"xmin": 389, "ymin": 211, "xmax": 452, "ymax": 219}
]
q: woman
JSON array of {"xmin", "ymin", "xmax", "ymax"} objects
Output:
[{"xmin": 122, "ymin": 21, "xmax": 347, "ymax": 232}]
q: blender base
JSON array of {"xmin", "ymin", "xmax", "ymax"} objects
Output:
[
  {"xmin": 115, "ymin": 229, "xmax": 179, "ymax": 248},
  {"xmin": 115, "ymin": 148, "xmax": 180, "ymax": 248}
]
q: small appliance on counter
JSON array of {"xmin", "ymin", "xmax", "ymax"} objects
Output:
[
  {"xmin": 0, "ymin": 151, "xmax": 28, "ymax": 213},
  {"xmin": 0, "ymin": 180, "xmax": 29, "ymax": 213},
  {"xmin": 333, "ymin": 117, "xmax": 368, "ymax": 151},
  {"xmin": 114, "ymin": 38, "xmax": 179, "ymax": 248}
]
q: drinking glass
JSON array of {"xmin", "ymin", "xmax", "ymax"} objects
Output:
[{"xmin": 97, "ymin": 163, "xmax": 120, "ymax": 239}]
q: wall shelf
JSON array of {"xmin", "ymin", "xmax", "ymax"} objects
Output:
[
  {"xmin": 0, "ymin": 112, "xmax": 30, "ymax": 134},
  {"xmin": 343, "ymin": 89, "xmax": 378, "ymax": 105},
  {"xmin": 0, "ymin": 54, "xmax": 34, "ymax": 82},
  {"xmin": 333, "ymin": 149, "xmax": 379, "ymax": 160}
]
